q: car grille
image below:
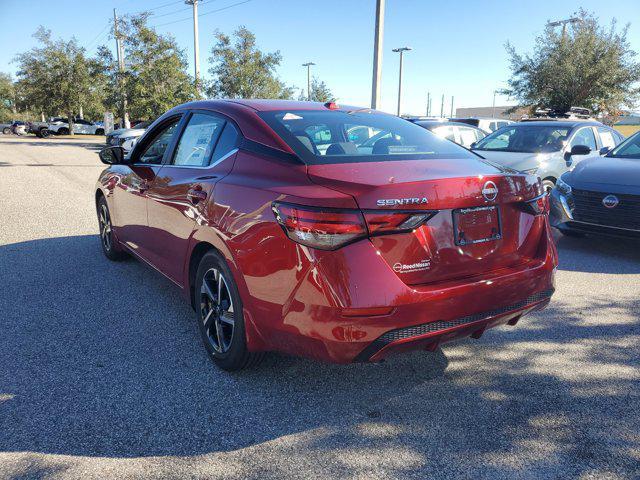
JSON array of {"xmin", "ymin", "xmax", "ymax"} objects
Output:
[
  {"xmin": 355, "ymin": 288, "xmax": 554, "ymax": 361},
  {"xmin": 572, "ymin": 189, "xmax": 640, "ymax": 231}
]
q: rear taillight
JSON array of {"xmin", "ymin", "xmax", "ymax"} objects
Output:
[
  {"xmin": 272, "ymin": 202, "xmax": 436, "ymax": 250},
  {"xmin": 272, "ymin": 203, "xmax": 367, "ymax": 250},
  {"xmin": 521, "ymin": 193, "xmax": 549, "ymax": 215}
]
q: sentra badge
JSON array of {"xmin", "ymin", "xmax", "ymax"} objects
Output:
[{"xmin": 377, "ymin": 197, "xmax": 428, "ymax": 207}]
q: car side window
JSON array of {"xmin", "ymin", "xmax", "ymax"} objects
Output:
[
  {"xmin": 138, "ymin": 118, "xmax": 180, "ymax": 165},
  {"xmin": 211, "ymin": 122, "xmax": 239, "ymax": 164},
  {"xmin": 597, "ymin": 127, "xmax": 617, "ymax": 150},
  {"xmin": 570, "ymin": 127, "xmax": 597, "ymax": 151},
  {"xmin": 172, "ymin": 113, "xmax": 225, "ymax": 167}
]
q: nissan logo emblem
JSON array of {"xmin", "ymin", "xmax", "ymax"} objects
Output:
[
  {"xmin": 482, "ymin": 181, "xmax": 498, "ymax": 202},
  {"xmin": 602, "ymin": 195, "xmax": 619, "ymax": 209}
]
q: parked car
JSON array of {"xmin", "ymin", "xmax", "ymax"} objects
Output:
[
  {"xmin": 1, "ymin": 121, "xmax": 15, "ymax": 134},
  {"xmin": 96, "ymin": 99, "xmax": 557, "ymax": 371},
  {"xmin": 471, "ymin": 120, "xmax": 625, "ymax": 192},
  {"xmin": 10, "ymin": 121, "xmax": 28, "ymax": 135},
  {"xmin": 48, "ymin": 117, "xmax": 105, "ymax": 135},
  {"xmin": 105, "ymin": 121, "xmax": 150, "ymax": 153},
  {"xmin": 27, "ymin": 121, "xmax": 51, "ymax": 138},
  {"xmin": 450, "ymin": 117, "xmax": 514, "ymax": 132},
  {"xmin": 412, "ymin": 120, "xmax": 488, "ymax": 148},
  {"xmin": 550, "ymin": 131, "xmax": 640, "ymax": 239}
]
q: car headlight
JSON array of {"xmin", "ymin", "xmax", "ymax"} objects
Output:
[
  {"xmin": 556, "ymin": 176, "xmax": 572, "ymax": 195},
  {"xmin": 522, "ymin": 167, "xmax": 538, "ymax": 175}
]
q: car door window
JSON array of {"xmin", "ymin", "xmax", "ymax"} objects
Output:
[
  {"xmin": 597, "ymin": 127, "xmax": 617, "ymax": 150},
  {"xmin": 211, "ymin": 122, "xmax": 239, "ymax": 163},
  {"xmin": 172, "ymin": 113, "xmax": 225, "ymax": 167},
  {"xmin": 570, "ymin": 127, "xmax": 597, "ymax": 151},
  {"xmin": 138, "ymin": 118, "xmax": 180, "ymax": 165}
]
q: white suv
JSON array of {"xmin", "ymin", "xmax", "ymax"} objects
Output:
[{"xmin": 48, "ymin": 118, "xmax": 105, "ymax": 135}]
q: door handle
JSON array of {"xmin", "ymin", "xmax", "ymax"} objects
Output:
[{"xmin": 187, "ymin": 186, "xmax": 208, "ymax": 204}]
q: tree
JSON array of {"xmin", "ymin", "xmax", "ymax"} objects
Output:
[
  {"xmin": 14, "ymin": 27, "xmax": 98, "ymax": 134},
  {"xmin": 207, "ymin": 26, "xmax": 293, "ymax": 99},
  {"xmin": 96, "ymin": 13, "xmax": 196, "ymax": 122},
  {"xmin": 0, "ymin": 73, "xmax": 16, "ymax": 121},
  {"xmin": 302, "ymin": 77, "xmax": 335, "ymax": 103},
  {"xmin": 503, "ymin": 9, "xmax": 640, "ymax": 115}
]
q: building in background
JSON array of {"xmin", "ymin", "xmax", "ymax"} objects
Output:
[
  {"xmin": 455, "ymin": 105, "xmax": 525, "ymax": 120},
  {"xmin": 614, "ymin": 114, "xmax": 640, "ymax": 137}
]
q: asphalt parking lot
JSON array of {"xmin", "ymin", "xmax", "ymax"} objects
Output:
[{"xmin": 1, "ymin": 135, "xmax": 639, "ymax": 480}]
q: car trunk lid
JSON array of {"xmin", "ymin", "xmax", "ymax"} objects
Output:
[{"xmin": 307, "ymin": 159, "xmax": 545, "ymax": 285}]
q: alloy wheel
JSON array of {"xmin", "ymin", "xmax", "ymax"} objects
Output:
[
  {"xmin": 98, "ymin": 204, "xmax": 112, "ymax": 251},
  {"xmin": 200, "ymin": 268, "xmax": 235, "ymax": 354}
]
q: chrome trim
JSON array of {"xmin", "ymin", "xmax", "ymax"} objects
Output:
[
  {"xmin": 158, "ymin": 148, "xmax": 239, "ymax": 170},
  {"xmin": 559, "ymin": 194, "xmax": 573, "ymax": 220}
]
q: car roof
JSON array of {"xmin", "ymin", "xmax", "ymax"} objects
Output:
[
  {"xmin": 511, "ymin": 120, "xmax": 603, "ymax": 128},
  {"xmin": 417, "ymin": 120, "xmax": 482, "ymax": 129},
  {"xmin": 178, "ymin": 99, "xmax": 372, "ymax": 113}
]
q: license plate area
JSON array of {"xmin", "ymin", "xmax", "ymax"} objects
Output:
[{"xmin": 453, "ymin": 206, "xmax": 502, "ymax": 246}]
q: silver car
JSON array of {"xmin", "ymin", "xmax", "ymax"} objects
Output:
[{"xmin": 472, "ymin": 120, "xmax": 624, "ymax": 191}]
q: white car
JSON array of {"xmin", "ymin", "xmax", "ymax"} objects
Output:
[
  {"xmin": 450, "ymin": 117, "xmax": 514, "ymax": 132},
  {"xmin": 105, "ymin": 121, "xmax": 149, "ymax": 153},
  {"xmin": 48, "ymin": 118, "xmax": 105, "ymax": 135}
]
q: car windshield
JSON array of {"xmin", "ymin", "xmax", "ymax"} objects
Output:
[
  {"xmin": 609, "ymin": 132, "xmax": 640, "ymax": 158},
  {"xmin": 474, "ymin": 125, "xmax": 572, "ymax": 153},
  {"xmin": 257, "ymin": 109, "xmax": 475, "ymax": 164}
]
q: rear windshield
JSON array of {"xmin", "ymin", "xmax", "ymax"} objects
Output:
[
  {"xmin": 257, "ymin": 109, "xmax": 476, "ymax": 164},
  {"xmin": 474, "ymin": 125, "xmax": 572, "ymax": 153}
]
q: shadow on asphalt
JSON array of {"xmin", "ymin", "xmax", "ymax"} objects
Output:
[
  {"xmin": 554, "ymin": 230, "xmax": 640, "ymax": 274},
  {"xmin": 0, "ymin": 140, "xmax": 103, "ymax": 151},
  {"xmin": 0, "ymin": 234, "xmax": 638, "ymax": 478}
]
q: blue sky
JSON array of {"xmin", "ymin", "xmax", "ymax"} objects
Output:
[{"xmin": 1, "ymin": 0, "xmax": 639, "ymax": 116}]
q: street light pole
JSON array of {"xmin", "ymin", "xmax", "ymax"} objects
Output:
[
  {"xmin": 492, "ymin": 90, "xmax": 497, "ymax": 118},
  {"xmin": 113, "ymin": 9, "xmax": 130, "ymax": 129},
  {"xmin": 371, "ymin": 0, "xmax": 385, "ymax": 109},
  {"xmin": 302, "ymin": 62, "xmax": 315, "ymax": 101},
  {"xmin": 185, "ymin": 0, "xmax": 201, "ymax": 95},
  {"xmin": 392, "ymin": 47, "xmax": 411, "ymax": 116}
]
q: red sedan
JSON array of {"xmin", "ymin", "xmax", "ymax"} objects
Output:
[{"xmin": 96, "ymin": 100, "xmax": 557, "ymax": 370}]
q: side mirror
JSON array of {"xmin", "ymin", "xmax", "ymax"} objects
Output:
[
  {"xmin": 99, "ymin": 146, "xmax": 126, "ymax": 165},
  {"xmin": 569, "ymin": 144, "xmax": 591, "ymax": 156},
  {"xmin": 599, "ymin": 146, "xmax": 611, "ymax": 156},
  {"xmin": 470, "ymin": 142, "xmax": 477, "ymax": 149}
]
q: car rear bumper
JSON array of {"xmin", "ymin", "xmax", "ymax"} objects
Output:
[{"xmin": 248, "ymin": 231, "xmax": 557, "ymax": 363}]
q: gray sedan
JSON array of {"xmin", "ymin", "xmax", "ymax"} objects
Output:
[
  {"xmin": 472, "ymin": 121, "xmax": 624, "ymax": 191},
  {"xmin": 550, "ymin": 131, "xmax": 640, "ymax": 239}
]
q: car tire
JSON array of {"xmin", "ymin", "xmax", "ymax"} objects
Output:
[
  {"xmin": 58, "ymin": 127, "xmax": 69, "ymax": 135},
  {"xmin": 97, "ymin": 196, "xmax": 128, "ymax": 261},
  {"xmin": 541, "ymin": 178, "xmax": 555, "ymax": 193},
  {"xmin": 195, "ymin": 250, "xmax": 264, "ymax": 371},
  {"xmin": 2, "ymin": 127, "xmax": 9, "ymax": 135},
  {"xmin": 95, "ymin": 128, "xmax": 105, "ymax": 136},
  {"xmin": 39, "ymin": 128, "xmax": 51, "ymax": 138}
]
